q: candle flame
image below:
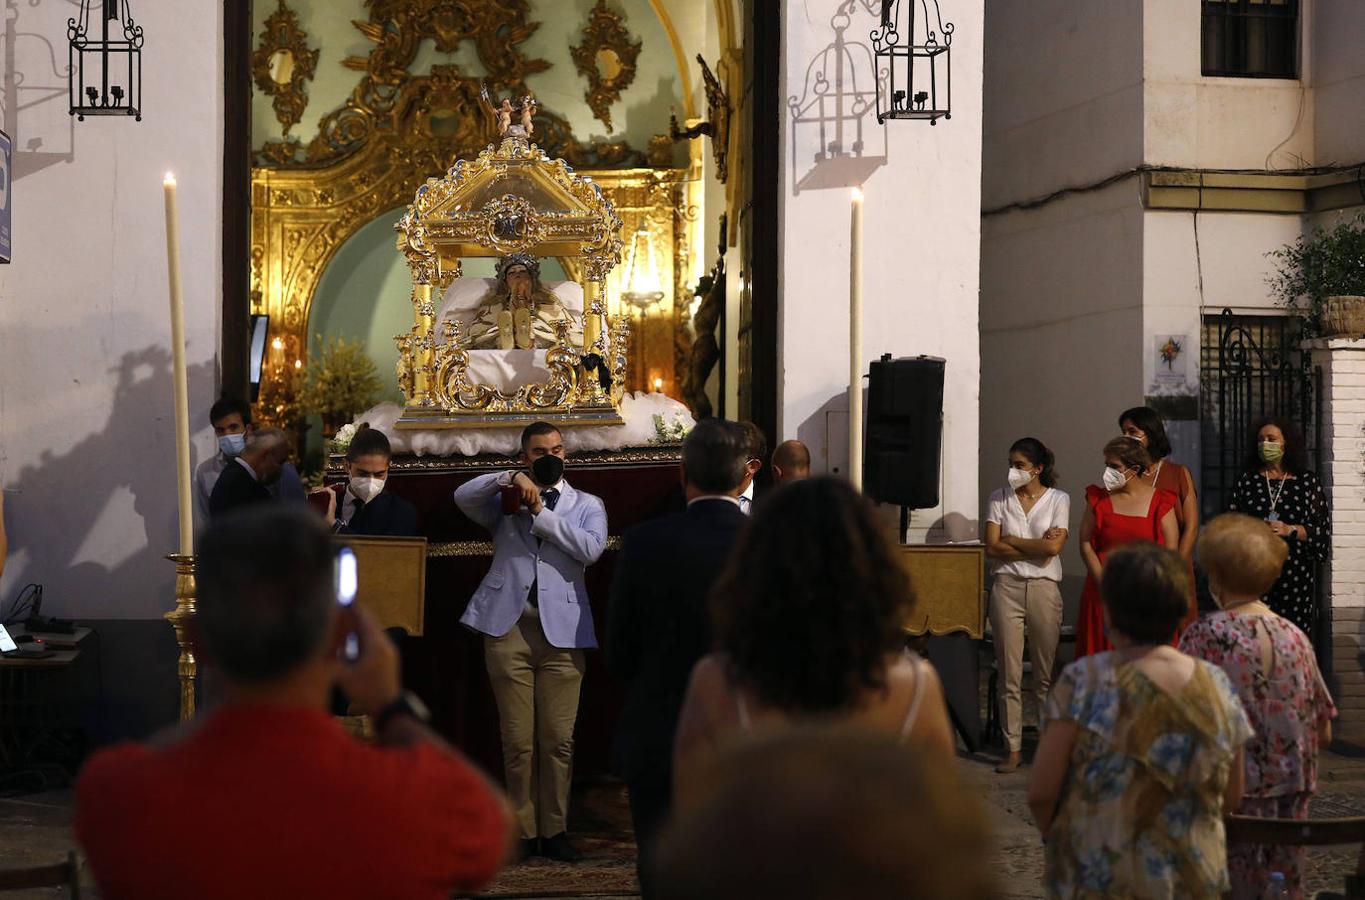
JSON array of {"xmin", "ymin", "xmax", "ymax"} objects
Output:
[
  {"xmin": 164, "ymin": 172, "xmax": 176, "ymax": 186},
  {"xmin": 294, "ymin": 359, "xmax": 303, "ymax": 369},
  {"xmin": 271, "ymin": 337, "xmax": 283, "ymax": 350},
  {"xmin": 653, "ymin": 377, "xmax": 664, "ymax": 391},
  {"xmin": 851, "ymin": 187, "xmax": 863, "ymax": 201}
]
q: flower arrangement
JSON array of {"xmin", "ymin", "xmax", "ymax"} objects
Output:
[
  {"xmin": 331, "ymin": 422, "xmax": 359, "ymax": 456},
  {"xmin": 1268, "ymin": 215, "xmax": 1365, "ymax": 337},
  {"xmin": 299, "ymin": 336, "xmax": 383, "ymax": 436},
  {"xmin": 1158, "ymin": 336, "xmax": 1182, "ymax": 371},
  {"xmin": 651, "ymin": 413, "xmax": 690, "ymax": 444}
]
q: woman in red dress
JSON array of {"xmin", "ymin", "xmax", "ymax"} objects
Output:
[{"xmin": 1075, "ymin": 436, "xmax": 1181, "ymax": 657}]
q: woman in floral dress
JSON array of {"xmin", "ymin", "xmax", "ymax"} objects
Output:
[
  {"xmin": 1228, "ymin": 417, "xmax": 1331, "ymax": 638},
  {"xmin": 1029, "ymin": 543, "xmax": 1251, "ymax": 899},
  {"xmin": 1180, "ymin": 513, "xmax": 1336, "ymax": 899}
]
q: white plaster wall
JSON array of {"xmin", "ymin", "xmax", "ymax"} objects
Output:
[
  {"xmin": 1312, "ymin": 0, "xmax": 1365, "ymax": 166},
  {"xmin": 979, "ymin": 181, "xmax": 1145, "ymax": 602},
  {"xmin": 982, "ymin": 0, "xmax": 1144, "ymax": 210},
  {"xmin": 779, "ymin": 0, "xmax": 984, "ymax": 541},
  {"xmin": 1143, "ymin": 0, "xmax": 1314, "ymax": 170},
  {"xmin": 0, "ymin": 3, "xmax": 223, "ymax": 619},
  {"xmin": 1143, "ymin": 210, "xmax": 1303, "ymax": 338}
]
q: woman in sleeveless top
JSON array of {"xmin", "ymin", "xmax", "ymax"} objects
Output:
[
  {"xmin": 1030, "ymin": 543, "xmax": 1252, "ymax": 899},
  {"xmin": 1075, "ymin": 436, "xmax": 1180, "ymax": 657},
  {"xmin": 1120, "ymin": 407, "xmax": 1199, "ymax": 628},
  {"xmin": 1180, "ymin": 513, "xmax": 1336, "ymax": 899},
  {"xmin": 672, "ymin": 478, "xmax": 956, "ymax": 806}
]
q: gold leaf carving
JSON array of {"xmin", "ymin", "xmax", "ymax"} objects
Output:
[
  {"xmin": 569, "ymin": 0, "xmax": 642, "ymax": 132},
  {"xmin": 251, "ymin": 0, "xmax": 318, "ymax": 137}
]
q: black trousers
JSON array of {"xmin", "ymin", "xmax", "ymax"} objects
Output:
[{"xmin": 626, "ymin": 771, "xmax": 671, "ymax": 900}]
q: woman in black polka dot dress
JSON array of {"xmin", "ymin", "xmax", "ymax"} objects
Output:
[{"xmin": 1229, "ymin": 417, "xmax": 1331, "ymax": 638}]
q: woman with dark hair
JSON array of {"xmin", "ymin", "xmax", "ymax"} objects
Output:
[
  {"xmin": 671, "ymin": 477, "xmax": 955, "ymax": 802},
  {"xmin": 1228, "ymin": 417, "xmax": 1330, "ymax": 637},
  {"xmin": 309, "ymin": 424, "xmax": 419, "ymax": 537},
  {"xmin": 1075, "ymin": 436, "xmax": 1180, "ymax": 657},
  {"xmin": 1120, "ymin": 406, "xmax": 1199, "ymax": 626},
  {"xmin": 1029, "ymin": 543, "xmax": 1251, "ymax": 897},
  {"xmin": 985, "ymin": 438, "xmax": 1069, "ymax": 773}
]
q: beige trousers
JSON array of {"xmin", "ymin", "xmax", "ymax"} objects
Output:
[
  {"xmin": 484, "ymin": 613, "xmax": 586, "ymax": 839},
  {"xmin": 989, "ymin": 574, "xmax": 1063, "ymax": 752}
]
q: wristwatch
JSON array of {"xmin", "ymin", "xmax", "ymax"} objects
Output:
[{"xmin": 373, "ymin": 690, "xmax": 432, "ymax": 733}]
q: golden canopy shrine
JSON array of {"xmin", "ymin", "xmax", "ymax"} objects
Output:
[{"xmin": 393, "ymin": 131, "xmax": 632, "ymax": 429}]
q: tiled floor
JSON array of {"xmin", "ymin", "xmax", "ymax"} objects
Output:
[{"xmin": 5, "ymin": 749, "xmax": 1365, "ymax": 898}]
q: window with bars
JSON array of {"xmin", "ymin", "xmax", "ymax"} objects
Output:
[{"xmin": 1201, "ymin": 0, "xmax": 1299, "ymax": 78}]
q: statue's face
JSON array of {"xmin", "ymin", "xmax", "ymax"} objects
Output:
[{"xmin": 505, "ymin": 266, "xmax": 532, "ymax": 293}]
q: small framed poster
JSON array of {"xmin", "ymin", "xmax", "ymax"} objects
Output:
[{"xmin": 0, "ymin": 129, "xmax": 10, "ymax": 264}]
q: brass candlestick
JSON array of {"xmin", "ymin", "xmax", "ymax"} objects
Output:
[{"xmin": 164, "ymin": 554, "xmax": 198, "ymax": 722}]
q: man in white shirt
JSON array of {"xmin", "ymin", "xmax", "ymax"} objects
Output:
[{"xmin": 736, "ymin": 421, "xmax": 768, "ymax": 515}]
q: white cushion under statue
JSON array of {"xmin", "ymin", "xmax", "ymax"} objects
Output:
[{"xmin": 436, "ymin": 254, "xmax": 585, "ymax": 392}]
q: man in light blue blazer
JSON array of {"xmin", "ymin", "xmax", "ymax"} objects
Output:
[{"xmin": 455, "ymin": 422, "xmax": 607, "ymax": 863}]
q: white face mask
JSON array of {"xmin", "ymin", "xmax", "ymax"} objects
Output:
[
  {"xmin": 218, "ymin": 433, "xmax": 246, "ymax": 458},
  {"xmin": 348, "ymin": 475, "xmax": 384, "ymax": 503},
  {"xmin": 1007, "ymin": 467, "xmax": 1034, "ymax": 490},
  {"xmin": 1101, "ymin": 466, "xmax": 1129, "ymax": 492}
]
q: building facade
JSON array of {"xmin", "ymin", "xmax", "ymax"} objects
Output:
[{"xmin": 982, "ymin": 0, "xmax": 1365, "ymax": 732}]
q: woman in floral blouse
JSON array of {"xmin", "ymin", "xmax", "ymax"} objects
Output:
[
  {"xmin": 1180, "ymin": 513, "xmax": 1336, "ymax": 899},
  {"xmin": 1228, "ymin": 417, "xmax": 1331, "ymax": 639},
  {"xmin": 1028, "ymin": 543, "xmax": 1251, "ymax": 899}
]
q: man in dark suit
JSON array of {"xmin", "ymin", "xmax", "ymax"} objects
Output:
[
  {"xmin": 313, "ymin": 426, "xmax": 419, "ymax": 538},
  {"xmin": 607, "ymin": 418, "xmax": 750, "ymax": 896},
  {"xmin": 736, "ymin": 420, "xmax": 768, "ymax": 515},
  {"xmin": 208, "ymin": 428, "xmax": 292, "ymax": 519}
]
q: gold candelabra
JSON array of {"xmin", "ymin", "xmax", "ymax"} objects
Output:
[{"xmin": 164, "ymin": 554, "xmax": 198, "ymax": 722}]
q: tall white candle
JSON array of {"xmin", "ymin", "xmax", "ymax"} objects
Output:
[
  {"xmin": 163, "ymin": 173, "xmax": 193, "ymax": 555},
  {"xmin": 849, "ymin": 187, "xmax": 864, "ymax": 491}
]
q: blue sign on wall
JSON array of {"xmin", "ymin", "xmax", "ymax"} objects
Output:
[{"xmin": 0, "ymin": 130, "xmax": 10, "ymax": 264}]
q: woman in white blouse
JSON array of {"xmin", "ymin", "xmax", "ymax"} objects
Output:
[{"xmin": 985, "ymin": 437, "xmax": 1070, "ymax": 773}]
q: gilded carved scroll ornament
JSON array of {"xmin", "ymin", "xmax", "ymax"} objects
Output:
[
  {"xmin": 251, "ymin": 0, "xmax": 319, "ymax": 137},
  {"xmin": 569, "ymin": 0, "xmax": 643, "ymax": 132}
]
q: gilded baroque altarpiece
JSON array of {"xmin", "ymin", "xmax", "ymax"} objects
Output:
[{"xmin": 249, "ymin": 0, "xmax": 702, "ymax": 424}]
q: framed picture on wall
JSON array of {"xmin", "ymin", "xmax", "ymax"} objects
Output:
[{"xmin": 0, "ymin": 129, "xmax": 11, "ymax": 264}]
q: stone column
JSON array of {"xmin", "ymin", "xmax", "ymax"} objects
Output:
[{"xmin": 1308, "ymin": 338, "xmax": 1365, "ymax": 739}]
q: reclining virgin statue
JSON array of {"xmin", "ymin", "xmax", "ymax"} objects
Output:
[{"xmin": 463, "ymin": 253, "xmax": 583, "ymax": 351}]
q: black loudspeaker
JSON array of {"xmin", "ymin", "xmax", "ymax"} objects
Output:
[{"xmin": 864, "ymin": 355, "xmax": 944, "ymax": 508}]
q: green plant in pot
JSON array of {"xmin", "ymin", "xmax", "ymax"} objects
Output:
[
  {"xmin": 300, "ymin": 335, "xmax": 383, "ymax": 438},
  {"xmin": 1268, "ymin": 215, "xmax": 1365, "ymax": 338}
]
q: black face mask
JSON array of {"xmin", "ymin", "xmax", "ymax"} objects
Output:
[{"xmin": 531, "ymin": 454, "xmax": 565, "ymax": 486}]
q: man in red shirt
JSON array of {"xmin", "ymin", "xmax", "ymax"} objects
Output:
[{"xmin": 75, "ymin": 506, "xmax": 512, "ymax": 899}]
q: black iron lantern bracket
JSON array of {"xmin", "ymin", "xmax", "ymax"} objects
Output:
[
  {"xmin": 69, "ymin": 0, "xmax": 143, "ymax": 122},
  {"xmin": 871, "ymin": 0, "xmax": 953, "ymax": 124}
]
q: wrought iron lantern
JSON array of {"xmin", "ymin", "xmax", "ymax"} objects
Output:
[
  {"xmin": 69, "ymin": 0, "xmax": 143, "ymax": 122},
  {"xmin": 871, "ymin": 0, "xmax": 953, "ymax": 124}
]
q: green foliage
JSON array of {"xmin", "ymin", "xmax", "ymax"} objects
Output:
[
  {"xmin": 299, "ymin": 336, "xmax": 383, "ymax": 423},
  {"xmin": 1267, "ymin": 215, "xmax": 1365, "ymax": 336}
]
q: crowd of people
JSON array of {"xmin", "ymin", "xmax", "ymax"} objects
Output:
[{"xmin": 65, "ymin": 397, "xmax": 1340, "ymax": 899}]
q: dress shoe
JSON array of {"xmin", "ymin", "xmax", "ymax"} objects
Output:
[
  {"xmin": 540, "ymin": 832, "xmax": 582, "ymax": 863},
  {"xmin": 518, "ymin": 838, "xmax": 539, "ymax": 862},
  {"xmin": 995, "ymin": 751, "xmax": 1022, "ymax": 774}
]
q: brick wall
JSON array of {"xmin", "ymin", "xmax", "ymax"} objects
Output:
[{"xmin": 1311, "ymin": 339, "xmax": 1365, "ymax": 739}]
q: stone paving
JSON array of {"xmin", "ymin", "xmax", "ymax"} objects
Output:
[
  {"xmin": 961, "ymin": 740, "xmax": 1365, "ymax": 898},
  {"xmin": 5, "ymin": 747, "xmax": 1365, "ymax": 898}
]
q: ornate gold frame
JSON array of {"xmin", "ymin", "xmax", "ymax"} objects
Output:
[
  {"xmin": 250, "ymin": 0, "xmax": 318, "ymax": 137},
  {"xmin": 570, "ymin": 0, "xmax": 643, "ymax": 132}
]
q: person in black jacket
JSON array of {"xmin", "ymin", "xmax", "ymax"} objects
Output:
[
  {"xmin": 208, "ymin": 428, "xmax": 292, "ymax": 519},
  {"xmin": 607, "ymin": 418, "xmax": 750, "ymax": 897},
  {"xmin": 314, "ymin": 426, "xmax": 419, "ymax": 537}
]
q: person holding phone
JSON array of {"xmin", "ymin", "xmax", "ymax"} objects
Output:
[
  {"xmin": 75, "ymin": 506, "xmax": 513, "ymax": 899},
  {"xmin": 455, "ymin": 422, "xmax": 608, "ymax": 863},
  {"xmin": 311, "ymin": 425, "xmax": 418, "ymax": 537}
]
